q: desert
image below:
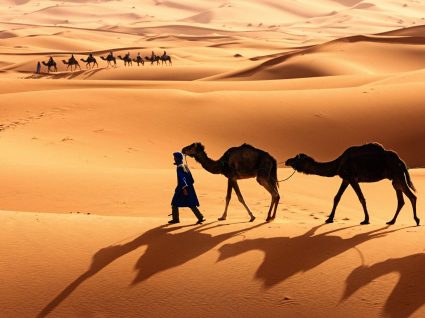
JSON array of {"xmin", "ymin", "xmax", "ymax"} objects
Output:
[{"xmin": 1, "ymin": 1, "xmax": 425, "ymax": 317}]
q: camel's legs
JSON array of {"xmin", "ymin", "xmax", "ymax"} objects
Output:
[
  {"xmin": 387, "ymin": 187, "xmax": 404, "ymax": 225},
  {"xmin": 257, "ymin": 177, "xmax": 279, "ymax": 222},
  {"xmin": 218, "ymin": 178, "xmax": 233, "ymax": 221},
  {"xmin": 271, "ymin": 185, "xmax": 280, "ymax": 219},
  {"xmin": 232, "ymin": 180, "xmax": 255, "ymax": 222},
  {"xmin": 326, "ymin": 180, "xmax": 349, "ymax": 223},
  {"xmin": 401, "ymin": 180, "xmax": 419, "ymax": 226},
  {"xmin": 350, "ymin": 181, "xmax": 370, "ymax": 225}
]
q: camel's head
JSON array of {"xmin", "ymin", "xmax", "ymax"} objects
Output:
[
  {"xmin": 342, "ymin": 265, "xmax": 369, "ymax": 301},
  {"xmin": 182, "ymin": 142, "xmax": 204, "ymax": 158},
  {"xmin": 285, "ymin": 153, "xmax": 313, "ymax": 172}
]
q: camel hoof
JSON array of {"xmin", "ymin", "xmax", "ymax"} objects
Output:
[
  {"xmin": 415, "ymin": 218, "xmax": 420, "ymax": 226},
  {"xmin": 386, "ymin": 220, "xmax": 395, "ymax": 225},
  {"xmin": 325, "ymin": 218, "xmax": 334, "ymax": 224},
  {"xmin": 250, "ymin": 216, "xmax": 256, "ymax": 222},
  {"xmin": 360, "ymin": 220, "xmax": 370, "ymax": 225},
  {"xmin": 218, "ymin": 217, "xmax": 226, "ymax": 221}
]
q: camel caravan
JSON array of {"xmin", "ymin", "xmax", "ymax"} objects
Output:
[
  {"xmin": 39, "ymin": 50, "xmax": 172, "ymax": 73},
  {"xmin": 181, "ymin": 142, "xmax": 420, "ymax": 226}
]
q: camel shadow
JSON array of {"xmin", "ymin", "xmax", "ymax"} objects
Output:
[
  {"xmin": 37, "ymin": 222, "xmax": 264, "ymax": 318},
  {"xmin": 343, "ymin": 253, "xmax": 425, "ymax": 318},
  {"xmin": 218, "ymin": 225, "xmax": 409, "ymax": 288}
]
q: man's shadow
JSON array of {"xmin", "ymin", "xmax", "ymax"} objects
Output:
[
  {"xmin": 37, "ymin": 221, "xmax": 264, "ymax": 318},
  {"xmin": 218, "ymin": 225, "xmax": 408, "ymax": 288},
  {"xmin": 343, "ymin": 253, "xmax": 425, "ymax": 318}
]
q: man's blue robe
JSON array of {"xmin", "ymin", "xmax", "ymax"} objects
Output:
[{"xmin": 171, "ymin": 165, "xmax": 200, "ymax": 207}]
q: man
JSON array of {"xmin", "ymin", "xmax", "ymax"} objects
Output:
[
  {"xmin": 169, "ymin": 152, "xmax": 205, "ymax": 224},
  {"xmin": 36, "ymin": 61, "xmax": 41, "ymax": 74}
]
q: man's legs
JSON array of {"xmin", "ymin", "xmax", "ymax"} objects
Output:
[
  {"xmin": 190, "ymin": 206, "xmax": 205, "ymax": 223},
  {"xmin": 168, "ymin": 205, "xmax": 180, "ymax": 224}
]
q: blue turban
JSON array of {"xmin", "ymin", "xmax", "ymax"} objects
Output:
[{"xmin": 173, "ymin": 152, "xmax": 184, "ymax": 165}]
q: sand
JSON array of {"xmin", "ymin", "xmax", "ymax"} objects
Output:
[{"xmin": 0, "ymin": 0, "xmax": 425, "ymax": 317}]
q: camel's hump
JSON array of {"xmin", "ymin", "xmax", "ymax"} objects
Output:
[{"xmin": 343, "ymin": 143, "xmax": 386, "ymax": 155}]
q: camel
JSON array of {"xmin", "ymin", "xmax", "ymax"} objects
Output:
[
  {"xmin": 161, "ymin": 54, "xmax": 172, "ymax": 65},
  {"xmin": 62, "ymin": 56, "xmax": 81, "ymax": 71},
  {"xmin": 42, "ymin": 60, "xmax": 57, "ymax": 73},
  {"xmin": 285, "ymin": 143, "xmax": 419, "ymax": 226},
  {"xmin": 145, "ymin": 55, "xmax": 161, "ymax": 65},
  {"xmin": 100, "ymin": 54, "xmax": 116, "ymax": 67},
  {"xmin": 145, "ymin": 55, "xmax": 172, "ymax": 66},
  {"xmin": 118, "ymin": 55, "xmax": 132, "ymax": 66},
  {"xmin": 182, "ymin": 143, "xmax": 280, "ymax": 222},
  {"xmin": 80, "ymin": 56, "xmax": 98, "ymax": 69},
  {"xmin": 133, "ymin": 55, "xmax": 144, "ymax": 66}
]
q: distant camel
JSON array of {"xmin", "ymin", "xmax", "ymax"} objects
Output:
[
  {"xmin": 42, "ymin": 60, "xmax": 57, "ymax": 73},
  {"xmin": 100, "ymin": 54, "xmax": 116, "ymax": 67},
  {"xmin": 161, "ymin": 54, "xmax": 172, "ymax": 65},
  {"xmin": 145, "ymin": 55, "xmax": 160, "ymax": 65},
  {"xmin": 133, "ymin": 55, "xmax": 144, "ymax": 66},
  {"xmin": 80, "ymin": 56, "xmax": 98, "ymax": 69},
  {"xmin": 285, "ymin": 143, "xmax": 419, "ymax": 225},
  {"xmin": 62, "ymin": 56, "xmax": 81, "ymax": 71},
  {"xmin": 182, "ymin": 143, "xmax": 280, "ymax": 222},
  {"xmin": 118, "ymin": 55, "xmax": 132, "ymax": 66}
]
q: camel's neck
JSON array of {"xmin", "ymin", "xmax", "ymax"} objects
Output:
[
  {"xmin": 302, "ymin": 158, "xmax": 340, "ymax": 177},
  {"xmin": 194, "ymin": 151, "xmax": 223, "ymax": 175}
]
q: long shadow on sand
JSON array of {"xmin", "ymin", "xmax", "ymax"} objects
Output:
[
  {"xmin": 37, "ymin": 221, "xmax": 264, "ymax": 318},
  {"xmin": 218, "ymin": 225, "xmax": 409, "ymax": 288},
  {"xmin": 343, "ymin": 253, "xmax": 425, "ymax": 318}
]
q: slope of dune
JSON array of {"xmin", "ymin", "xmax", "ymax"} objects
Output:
[{"xmin": 0, "ymin": 78, "xmax": 424, "ymax": 217}]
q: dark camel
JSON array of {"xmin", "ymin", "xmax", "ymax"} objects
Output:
[
  {"xmin": 182, "ymin": 143, "xmax": 280, "ymax": 222},
  {"xmin": 133, "ymin": 55, "xmax": 144, "ymax": 66},
  {"xmin": 145, "ymin": 55, "xmax": 161, "ymax": 65},
  {"xmin": 118, "ymin": 55, "xmax": 132, "ymax": 66},
  {"xmin": 285, "ymin": 143, "xmax": 419, "ymax": 225},
  {"xmin": 42, "ymin": 60, "xmax": 57, "ymax": 73},
  {"xmin": 80, "ymin": 56, "xmax": 98, "ymax": 69},
  {"xmin": 100, "ymin": 54, "xmax": 116, "ymax": 67},
  {"xmin": 160, "ymin": 54, "xmax": 172, "ymax": 65},
  {"xmin": 62, "ymin": 56, "xmax": 81, "ymax": 71}
]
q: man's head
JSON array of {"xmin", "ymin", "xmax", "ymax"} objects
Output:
[{"xmin": 173, "ymin": 152, "xmax": 184, "ymax": 165}]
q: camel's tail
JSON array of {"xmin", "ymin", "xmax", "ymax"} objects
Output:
[{"xmin": 400, "ymin": 159, "xmax": 416, "ymax": 192}]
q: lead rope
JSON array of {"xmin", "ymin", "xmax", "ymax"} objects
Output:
[
  {"xmin": 184, "ymin": 154, "xmax": 189, "ymax": 172},
  {"xmin": 277, "ymin": 160, "xmax": 296, "ymax": 182},
  {"xmin": 278, "ymin": 169, "xmax": 296, "ymax": 182}
]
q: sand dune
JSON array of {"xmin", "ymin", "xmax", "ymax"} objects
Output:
[{"xmin": 0, "ymin": 1, "xmax": 425, "ymax": 318}]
